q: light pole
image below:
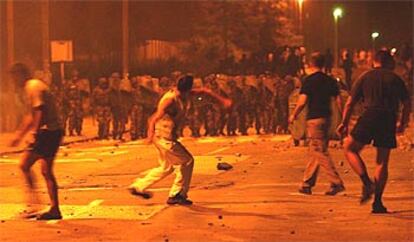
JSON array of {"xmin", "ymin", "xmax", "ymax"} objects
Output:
[
  {"xmin": 371, "ymin": 32, "xmax": 380, "ymax": 54},
  {"xmin": 333, "ymin": 7, "xmax": 343, "ymax": 68},
  {"xmin": 297, "ymin": 0, "xmax": 304, "ymax": 33}
]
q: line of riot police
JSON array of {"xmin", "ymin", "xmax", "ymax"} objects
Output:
[{"xmin": 51, "ymin": 71, "xmax": 299, "ymax": 140}]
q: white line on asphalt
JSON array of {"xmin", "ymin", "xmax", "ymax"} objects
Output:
[
  {"xmin": 67, "ymin": 187, "xmax": 116, "ymax": 191},
  {"xmin": 47, "ymin": 199, "xmax": 105, "ymax": 224},
  {"xmin": 206, "ymin": 146, "xmax": 231, "ymax": 155}
]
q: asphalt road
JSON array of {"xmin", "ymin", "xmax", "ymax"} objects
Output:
[{"xmin": 0, "ymin": 134, "xmax": 413, "ymax": 241}]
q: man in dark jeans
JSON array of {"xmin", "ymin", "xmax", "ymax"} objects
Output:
[
  {"xmin": 337, "ymin": 50, "xmax": 411, "ymax": 213},
  {"xmin": 289, "ymin": 52, "xmax": 345, "ymax": 196}
]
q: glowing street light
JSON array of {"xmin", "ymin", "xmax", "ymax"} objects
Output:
[
  {"xmin": 371, "ymin": 32, "xmax": 380, "ymax": 53},
  {"xmin": 333, "ymin": 7, "xmax": 343, "ymax": 20},
  {"xmin": 371, "ymin": 32, "xmax": 380, "ymax": 39},
  {"xmin": 333, "ymin": 7, "xmax": 343, "ymax": 67}
]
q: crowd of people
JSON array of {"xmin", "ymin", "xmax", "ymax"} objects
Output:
[
  {"xmin": 35, "ymin": 44, "xmax": 413, "ymax": 145},
  {"xmin": 52, "ymin": 71, "xmax": 302, "ymax": 141}
]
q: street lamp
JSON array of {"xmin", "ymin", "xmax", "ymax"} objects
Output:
[
  {"xmin": 297, "ymin": 0, "xmax": 304, "ymax": 32},
  {"xmin": 371, "ymin": 32, "xmax": 380, "ymax": 53},
  {"xmin": 333, "ymin": 7, "xmax": 343, "ymax": 67}
]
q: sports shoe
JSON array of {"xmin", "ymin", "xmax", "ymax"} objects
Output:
[
  {"xmin": 360, "ymin": 183, "xmax": 375, "ymax": 204},
  {"xmin": 298, "ymin": 187, "xmax": 312, "ymax": 195},
  {"xmin": 325, "ymin": 184, "xmax": 345, "ymax": 196},
  {"xmin": 166, "ymin": 194, "xmax": 193, "ymax": 206},
  {"xmin": 372, "ymin": 202, "xmax": 388, "ymax": 214},
  {"xmin": 128, "ymin": 187, "xmax": 152, "ymax": 199}
]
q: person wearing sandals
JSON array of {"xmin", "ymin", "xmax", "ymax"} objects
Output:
[
  {"xmin": 128, "ymin": 75, "xmax": 232, "ymax": 205},
  {"xmin": 337, "ymin": 50, "xmax": 411, "ymax": 213},
  {"xmin": 9, "ymin": 63, "xmax": 64, "ymax": 220}
]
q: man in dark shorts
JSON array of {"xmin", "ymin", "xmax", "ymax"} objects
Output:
[
  {"xmin": 289, "ymin": 52, "xmax": 345, "ymax": 196},
  {"xmin": 9, "ymin": 63, "xmax": 64, "ymax": 220},
  {"xmin": 337, "ymin": 50, "xmax": 411, "ymax": 213}
]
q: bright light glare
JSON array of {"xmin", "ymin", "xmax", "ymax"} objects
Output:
[
  {"xmin": 333, "ymin": 7, "xmax": 343, "ymax": 19},
  {"xmin": 371, "ymin": 32, "xmax": 380, "ymax": 39}
]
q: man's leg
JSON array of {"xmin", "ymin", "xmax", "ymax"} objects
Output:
[
  {"xmin": 344, "ymin": 136, "xmax": 374, "ymax": 203},
  {"xmin": 316, "ymin": 138, "xmax": 345, "ymax": 195},
  {"xmin": 38, "ymin": 157, "xmax": 61, "ymax": 218},
  {"xmin": 19, "ymin": 151, "xmax": 40, "ymax": 214},
  {"xmin": 300, "ymin": 119, "xmax": 321, "ymax": 194},
  {"xmin": 130, "ymin": 144, "xmax": 173, "ymax": 195},
  {"xmin": 372, "ymin": 147, "xmax": 391, "ymax": 213},
  {"xmin": 166, "ymin": 142, "xmax": 194, "ymax": 205}
]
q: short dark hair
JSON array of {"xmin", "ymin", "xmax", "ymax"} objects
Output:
[
  {"xmin": 177, "ymin": 75, "xmax": 194, "ymax": 92},
  {"xmin": 310, "ymin": 52, "xmax": 325, "ymax": 69},
  {"xmin": 374, "ymin": 50, "xmax": 395, "ymax": 70},
  {"xmin": 10, "ymin": 63, "xmax": 32, "ymax": 80}
]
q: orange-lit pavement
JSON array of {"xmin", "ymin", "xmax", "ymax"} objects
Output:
[{"xmin": 0, "ymin": 134, "xmax": 413, "ymax": 241}]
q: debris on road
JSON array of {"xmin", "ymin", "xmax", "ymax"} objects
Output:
[{"xmin": 217, "ymin": 162, "xmax": 233, "ymax": 171}]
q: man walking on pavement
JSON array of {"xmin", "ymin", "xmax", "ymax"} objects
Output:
[
  {"xmin": 9, "ymin": 63, "xmax": 64, "ymax": 220},
  {"xmin": 289, "ymin": 52, "xmax": 345, "ymax": 196},
  {"xmin": 337, "ymin": 50, "xmax": 411, "ymax": 213},
  {"xmin": 128, "ymin": 75, "xmax": 231, "ymax": 205}
]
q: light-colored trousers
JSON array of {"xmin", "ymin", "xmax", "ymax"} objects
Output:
[
  {"xmin": 130, "ymin": 137, "xmax": 194, "ymax": 198},
  {"xmin": 301, "ymin": 118, "xmax": 343, "ymax": 188}
]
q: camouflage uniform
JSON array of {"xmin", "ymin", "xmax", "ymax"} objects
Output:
[
  {"xmin": 256, "ymin": 79, "xmax": 274, "ymax": 134},
  {"xmin": 240, "ymin": 80, "xmax": 259, "ymax": 134},
  {"xmin": 205, "ymin": 78, "xmax": 228, "ymax": 136},
  {"xmin": 275, "ymin": 76, "xmax": 295, "ymax": 133},
  {"xmin": 129, "ymin": 79, "xmax": 145, "ymax": 140},
  {"xmin": 110, "ymin": 85, "xmax": 129, "ymax": 140},
  {"xmin": 140, "ymin": 81, "xmax": 160, "ymax": 138},
  {"xmin": 226, "ymin": 80, "xmax": 245, "ymax": 136},
  {"xmin": 188, "ymin": 94, "xmax": 205, "ymax": 137},
  {"xmin": 50, "ymin": 84, "xmax": 65, "ymax": 133},
  {"xmin": 92, "ymin": 78, "xmax": 112, "ymax": 139},
  {"xmin": 67, "ymin": 84, "xmax": 84, "ymax": 136}
]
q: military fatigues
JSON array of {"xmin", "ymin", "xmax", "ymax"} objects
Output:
[
  {"xmin": 50, "ymin": 84, "xmax": 65, "ymax": 133},
  {"xmin": 67, "ymin": 84, "xmax": 84, "ymax": 136},
  {"xmin": 256, "ymin": 83, "xmax": 274, "ymax": 134},
  {"xmin": 188, "ymin": 94, "xmax": 205, "ymax": 137},
  {"xmin": 226, "ymin": 83, "xmax": 245, "ymax": 136},
  {"xmin": 140, "ymin": 86, "xmax": 159, "ymax": 138},
  {"xmin": 275, "ymin": 77, "xmax": 294, "ymax": 133},
  {"xmin": 205, "ymin": 85, "xmax": 228, "ymax": 136},
  {"xmin": 241, "ymin": 84, "xmax": 259, "ymax": 134},
  {"xmin": 130, "ymin": 86, "xmax": 145, "ymax": 140},
  {"xmin": 92, "ymin": 83, "xmax": 112, "ymax": 139},
  {"xmin": 110, "ymin": 88, "xmax": 130, "ymax": 140}
]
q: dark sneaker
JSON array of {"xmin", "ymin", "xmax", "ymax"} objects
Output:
[
  {"xmin": 298, "ymin": 187, "xmax": 312, "ymax": 195},
  {"xmin": 36, "ymin": 210, "xmax": 62, "ymax": 220},
  {"xmin": 167, "ymin": 194, "xmax": 193, "ymax": 206},
  {"xmin": 360, "ymin": 183, "xmax": 375, "ymax": 204},
  {"xmin": 372, "ymin": 202, "xmax": 388, "ymax": 214},
  {"xmin": 128, "ymin": 187, "xmax": 152, "ymax": 199},
  {"xmin": 325, "ymin": 184, "xmax": 345, "ymax": 196}
]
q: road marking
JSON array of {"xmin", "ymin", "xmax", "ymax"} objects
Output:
[
  {"xmin": 206, "ymin": 147, "xmax": 231, "ymax": 155},
  {"xmin": 0, "ymin": 158, "xmax": 101, "ymax": 164},
  {"xmin": 0, "ymin": 202, "xmax": 167, "ymax": 222}
]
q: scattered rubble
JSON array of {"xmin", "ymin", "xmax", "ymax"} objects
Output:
[{"xmin": 217, "ymin": 162, "xmax": 233, "ymax": 171}]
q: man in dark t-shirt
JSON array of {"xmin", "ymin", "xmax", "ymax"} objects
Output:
[
  {"xmin": 289, "ymin": 52, "xmax": 345, "ymax": 196},
  {"xmin": 338, "ymin": 50, "xmax": 411, "ymax": 213},
  {"xmin": 9, "ymin": 63, "xmax": 63, "ymax": 220}
]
